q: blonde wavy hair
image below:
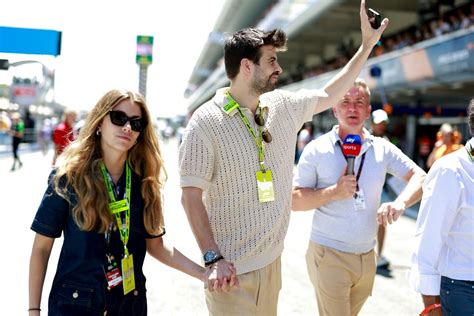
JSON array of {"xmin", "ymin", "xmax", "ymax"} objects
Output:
[{"xmin": 54, "ymin": 89, "xmax": 166, "ymax": 235}]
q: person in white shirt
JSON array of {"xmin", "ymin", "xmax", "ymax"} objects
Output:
[{"xmin": 409, "ymin": 98, "xmax": 474, "ymax": 316}]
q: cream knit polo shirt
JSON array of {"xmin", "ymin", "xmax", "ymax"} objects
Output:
[{"xmin": 179, "ymin": 87, "xmax": 324, "ymax": 274}]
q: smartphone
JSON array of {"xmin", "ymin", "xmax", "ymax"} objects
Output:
[{"xmin": 367, "ymin": 8, "xmax": 382, "ymax": 29}]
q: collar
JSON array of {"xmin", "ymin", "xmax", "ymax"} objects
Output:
[
  {"xmin": 466, "ymin": 137, "xmax": 474, "ymax": 161},
  {"xmin": 329, "ymin": 126, "xmax": 374, "ymax": 144},
  {"xmin": 212, "ymin": 87, "xmax": 269, "ymax": 116}
]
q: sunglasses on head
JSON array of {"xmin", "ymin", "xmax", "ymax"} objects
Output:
[{"xmin": 109, "ymin": 110, "xmax": 147, "ymax": 132}]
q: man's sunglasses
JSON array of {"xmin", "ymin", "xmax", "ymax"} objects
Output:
[
  {"xmin": 254, "ymin": 112, "xmax": 272, "ymax": 143},
  {"xmin": 109, "ymin": 110, "xmax": 147, "ymax": 132}
]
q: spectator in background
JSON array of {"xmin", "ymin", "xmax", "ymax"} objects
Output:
[
  {"xmin": 370, "ymin": 109, "xmax": 389, "ymax": 140},
  {"xmin": 0, "ymin": 111, "xmax": 10, "ymax": 128},
  {"xmin": 9, "ymin": 112, "xmax": 24, "ymax": 171},
  {"xmin": 409, "ymin": 99, "xmax": 474, "ymax": 316},
  {"xmin": 52, "ymin": 108, "xmax": 77, "ymax": 165},
  {"xmin": 296, "ymin": 122, "xmax": 314, "ymax": 163},
  {"xmin": 23, "ymin": 110, "xmax": 36, "ymax": 143},
  {"xmin": 38, "ymin": 119, "xmax": 53, "ymax": 156},
  {"xmin": 426, "ymin": 123, "xmax": 463, "ymax": 169},
  {"xmin": 459, "ymin": 9, "xmax": 471, "ymax": 29},
  {"xmin": 448, "ymin": 12, "xmax": 461, "ymax": 31}
]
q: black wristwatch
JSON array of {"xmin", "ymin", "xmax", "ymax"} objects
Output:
[{"xmin": 203, "ymin": 250, "xmax": 224, "ymax": 267}]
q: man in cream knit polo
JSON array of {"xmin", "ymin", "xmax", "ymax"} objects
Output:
[{"xmin": 179, "ymin": 1, "xmax": 388, "ymax": 314}]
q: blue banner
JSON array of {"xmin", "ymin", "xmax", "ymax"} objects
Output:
[
  {"xmin": 425, "ymin": 32, "xmax": 474, "ymax": 77},
  {"xmin": 0, "ymin": 26, "xmax": 61, "ymax": 56}
]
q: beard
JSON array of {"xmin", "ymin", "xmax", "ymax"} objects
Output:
[{"xmin": 251, "ymin": 72, "xmax": 278, "ymax": 95}]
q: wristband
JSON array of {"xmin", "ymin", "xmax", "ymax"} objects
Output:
[
  {"xmin": 28, "ymin": 307, "xmax": 41, "ymax": 311},
  {"xmin": 420, "ymin": 303, "xmax": 441, "ymax": 316}
]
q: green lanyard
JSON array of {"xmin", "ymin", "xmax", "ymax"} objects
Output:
[
  {"xmin": 100, "ymin": 161, "xmax": 131, "ymax": 256},
  {"xmin": 226, "ymin": 92, "xmax": 266, "ymax": 172}
]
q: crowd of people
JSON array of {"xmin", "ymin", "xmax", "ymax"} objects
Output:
[
  {"xmin": 279, "ymin": 2, "xmax": 474, "ymax": 86},
  {"xmin": 17, "ymin": 1, "xmax": 473, "ymax": 315}
]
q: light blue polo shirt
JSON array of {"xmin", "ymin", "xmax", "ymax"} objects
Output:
[{"xmin": 293, "ymin": 126, "xmax": 417, "ymax": 253}]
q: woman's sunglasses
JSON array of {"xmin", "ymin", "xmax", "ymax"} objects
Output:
[{"xmin": 109, "ymin": 110, "xmax": 147, "ymax": 132}]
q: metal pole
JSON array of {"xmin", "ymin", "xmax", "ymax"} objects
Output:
[{"xmin": 139, "ymin": 65, "xmax": 148, "ymax": 98}]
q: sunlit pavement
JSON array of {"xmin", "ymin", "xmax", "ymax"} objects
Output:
[{"xmin": 1, "ymin": 138, "xmax": 421, "ymax": 315}]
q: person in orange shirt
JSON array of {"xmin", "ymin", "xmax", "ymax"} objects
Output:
[{"xmin": 426, "ymin": 123, "xmax": 463, "ymax": 169}]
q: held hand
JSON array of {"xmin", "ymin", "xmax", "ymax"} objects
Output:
[
  {"xmin": 360, "ymin": 0, "xmax": 389, "ymax": 49},
  {"xmin": 206, "ymin": 259, "xmax": 239, "ymax": 293},
  {"xmin": 333, "ymin": 166, "xmax": 357, "ymax": 200},
  {"xmin": 377, "ymin": 201, "xmax": 405, "ymax": 227}
]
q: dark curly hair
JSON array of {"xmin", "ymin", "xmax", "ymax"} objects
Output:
[{"xmin": 224, "ymin": 28, "xmax": 287, "ymax": 80}]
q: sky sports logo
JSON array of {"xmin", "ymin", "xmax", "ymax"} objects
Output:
[
  {"xmin": 343, "ymin": 144, "xmax": 359, "ymax": 151},
  {"xmin": 342, "ymin": 134, "xmax": 362, "ymax": 157},
  {"xmin": 343, "ymin": 134, "xmax": 362, "ymax": 144}
]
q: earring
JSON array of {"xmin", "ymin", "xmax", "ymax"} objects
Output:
[{"xmin": 96, "ymin": 129, "xmax": 101, "ymax": 136}]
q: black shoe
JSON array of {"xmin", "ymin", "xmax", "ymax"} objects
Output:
[{"xmin": 377, "ymin": 256, "xmax": 390, "ymax": 268}]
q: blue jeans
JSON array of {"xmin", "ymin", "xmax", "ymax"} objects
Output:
[{"xmin": 440, "ymin": 276, "xmax": 474, "ymax": 316}]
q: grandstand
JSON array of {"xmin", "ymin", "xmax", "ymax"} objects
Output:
[{"xmin": 185, "ymin": 0, "xmax": 473, "ymax": 168}]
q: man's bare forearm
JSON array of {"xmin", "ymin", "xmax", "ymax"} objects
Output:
[{"xmin": 181, "ymin": 187, "xmax": 219, "ymax": 253}]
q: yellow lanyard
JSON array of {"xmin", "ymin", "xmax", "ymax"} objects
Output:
[
  {"xmin": 467, "ymin": 140, "xmax": 474, "ymax": 161},
  {"xmin": 100, "ymin": 161, "xmax": 131, "ymax": 256},
  {"xmin": 225, "ymin": 92, "xmax": 266, "ymax": 172}
]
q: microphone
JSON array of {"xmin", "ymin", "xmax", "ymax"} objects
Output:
[{"xmin": 341, "ymin": 134, "xmax": 362, "ymax": 175}]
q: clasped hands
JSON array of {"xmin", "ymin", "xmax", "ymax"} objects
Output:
[{"xmin": 202, "ymin": 259, "xmax": 240, "ymax": 292}]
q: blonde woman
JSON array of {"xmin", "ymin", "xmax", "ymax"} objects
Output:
[{"xmin": 28, "ymin": 90, "xmax": 207, "ymax": 315}]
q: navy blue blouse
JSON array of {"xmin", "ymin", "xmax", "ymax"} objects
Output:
[{"xmin": 31, "ymin": 170, "xmax": 165, "ymax": 315}]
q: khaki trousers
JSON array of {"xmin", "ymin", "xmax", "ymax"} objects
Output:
[
  {"xmin": 306, "ymin": 242, "xmax": 376, "ymax": 316},
  {"xmin": 205, "ymin": 257, "xmax": 282, "ymax": 316}
]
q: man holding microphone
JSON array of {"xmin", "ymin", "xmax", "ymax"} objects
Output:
[{"xmin": 292, "ymin": 78, "xmax": 426, "ymax": 316}]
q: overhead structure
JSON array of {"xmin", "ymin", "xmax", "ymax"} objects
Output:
[{"xmin": 185, "ymin": 0, "xmax": 473, "ymax": 113}]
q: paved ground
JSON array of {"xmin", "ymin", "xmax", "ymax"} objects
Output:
[{"xmin": 1, "ymin": 138, "xmax": 423, "ymax": 315}]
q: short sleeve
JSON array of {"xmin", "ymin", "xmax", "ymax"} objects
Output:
[
  {"xmin": 384, "ymin": 140, "xmax": 418, "ymax": 178},
  {"xmin": 178, "ymin": 119, "xmax": 214, "ymax": 191},
  {"xmin": 30, "ymin": 171, "xmax": 70, "ymax": 238},
  {"xmin": 293, "ymin": 142, "xmax": 318, "ymax": 188},
  {"xmin": 145, "ymin": 227, "xmax": 166, "ymax": 239},
  {"xmin": 278, "ymin": 89, "xmax": 327, "ymax": 130}
]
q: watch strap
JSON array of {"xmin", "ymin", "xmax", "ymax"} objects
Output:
[{"xmin": 204, "ymin": 255, "xmax": 224, "ymax": 267}]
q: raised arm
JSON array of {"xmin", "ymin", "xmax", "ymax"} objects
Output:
[{"xmin": 315, "ymin": 0, "xmax": 389, "ymax": 114}]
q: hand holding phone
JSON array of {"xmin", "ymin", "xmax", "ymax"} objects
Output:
[{"xmin": 367, "ymin": 8, "xmax": 382, "ymax": 29}]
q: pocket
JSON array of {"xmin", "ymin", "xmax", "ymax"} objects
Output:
[
  {"xmin": 56, "ymin": 283, "xmax": 96, "ymax": 309},
  {"xmin": 119, "ymin": 291, "xmax": 147, "ymax": 316},
  {"xmin": 442, "ymin": 277, "xmax": 474, "ymax": 299},
  {"xmin": 313, "ymin": 244, "xmax": 326, "ymax": 268}
]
